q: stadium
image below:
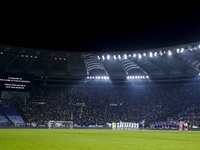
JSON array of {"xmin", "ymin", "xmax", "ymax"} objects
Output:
[
  {"xmin": 1, "ymin": 10, "xmax": 200, "ymax": 149},
  {"xmin": 0, "ymin": 41, "xmax": 200, "ymax": 149}
]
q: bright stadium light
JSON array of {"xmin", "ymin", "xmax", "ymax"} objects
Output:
[
  {"xmin": 113, "ymin": 55, "xmax": 116, "ymax": 60},
  {"xmin": 102, "ymin": 55, "xmax": 105, "ymax": 60},
  {"xmin": 146, "ymin": 76, "xmax": 149, "ymax": 78},
  {"xmin": 118, "ymin": 55, "xmax": 121, "ymax": 59},
  {"xmin": 107, "ymin": 55, "xmax": 110, "ymax": 60},
  {"xmin": 133, "ymin": 54, "xmax": 136, "ymax": 58},
  {"xmin": 149, "ymin": 52, "xmax": 153, "ymax": 57},
  {"xmin": 97, "ymin": 55, "xmax": 100, "ymax": 60},
  {"xmin": 124, "ymin": 54, "xmax": 127, "ymax": 59},
  {"xmin": 177, "ymin": 49, "xmax": 180, "ymax": 53},
  {"xmin": 154, "ymin": 52, "xmax": 157, "ymax": 56},
  {"xmin": 143, "ymin": 53, "xmax": 146, "ymax": 56},
  {"xmin": 129, "ymin": 54, "xmax": 131, "ymax": 57},
  {"xmin": 181, "ymin": 48, "xmax": 184, "ymax": 53},
  {"xmin": 127, "ymin": 76, "xmax": 130, "ymax": 79},
  {"xmin": 138, "ymin": 54, "xmax": 141, "ymax": 59},
  {"xmin": 168, "ymin": 50, "xmax": 172, "ymax": 55}
]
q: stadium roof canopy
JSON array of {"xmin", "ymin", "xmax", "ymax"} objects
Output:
[{"xmin": 0, "ymin": 42, "xmax": 200, "ymax": 85}]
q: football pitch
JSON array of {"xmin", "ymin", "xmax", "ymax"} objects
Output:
[{"xmin": 0, "ymin": 129, "xmax": 200, "ymax": 150}]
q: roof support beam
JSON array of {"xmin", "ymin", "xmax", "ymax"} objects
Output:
[
  {"xmin": 132, "ymin": 59, "xmax": 148, "ymax": 75},
  {"xmin": 174, "ymin": 54, "xmax": 200, "ymax": 72}
]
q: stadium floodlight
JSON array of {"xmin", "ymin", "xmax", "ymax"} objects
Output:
[
  {"xmin": 118, "ymin": 55, "xmax": 121, "ymax": 59},
  {"xmin": 97, "ymin": 55, "xmax": 100, "ymax": 60},
  {"xmin": 149, "ymin": 52, "xmax": 153, "ymax": 57},
  {"xmin": 98, "ymin": 76, "xmax": 100, "ymax": 79},
  {"xmin": 113, "ymin": 55, "xmax": 116, "ymax": 60},
  {"xmin": 124, "ymin": 54, "xmax": 127, "ymax": 59},
  {"xmin": 181, "ymin": 48, "xmax": 184, "ymax": 53},
  {"xmin": 87, "ymin": 76, "xmax": 89, "ymax": 79},
  {"xmin": 129, "ymin": 54, "xmax": 131, "ymax": 57},
  {"xmin": 143, "ymin": 76, "xmax": 145, "ymax": 79},
  {"xmin": 130, "ymin": 76, "xmax": 133, "ymax": 79},
  {"xmin": 133, "ymin": 54, "xmax": 136, "ymax": 58},
  {"xmin": 168, "ymin": 50, "xmax": 172, "ymax": 55},
  {"xmin": 102, "ymin": 55, "xmax": 105, "ymax": 60},
  {"xmin": 154, "ymin": 52, "xmax": 157, "ymax": 56},
  {"xmin": 35, "ymin": 56, "xmax": 37, "ymax": 58},
  {"xmin": 143, "ymin": 53, "xmax": 146, "ymax": 56},
  {"xmin": 138, "ymin": 54, "xmax": 142, "ymax": 59},
  {"xmin": 21, "ymin": 55, "xmax": 24, "ymax": 57},
  {"xmin": 107, "ymin": 55, "xmax": 110, "ymax": 60},
  {"xmin": 127, "ymin": 76, "xmax": 130, "ymax": 79},
  {"xmin": 146, "ymin": 76, "xmax": 149, "ymax": 78},
  {"xmin": 176, "ymin": 49, "xmax": 180, "ymax": 53}
]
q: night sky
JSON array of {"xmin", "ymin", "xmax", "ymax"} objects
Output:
[{"xmin": 1, "ymin": 10, "xmax": 200, "ymax": 52}]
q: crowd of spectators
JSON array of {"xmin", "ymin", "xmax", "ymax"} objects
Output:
[{"xmin": 18, "ymin": 83, "xmax": 200, "ymax": 127}]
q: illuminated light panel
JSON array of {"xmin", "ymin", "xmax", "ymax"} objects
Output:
[
  {"xmin": 149, "ymin": 52, "xmax": 153, "ymax": 57},
  {"xmin": 138, "ymin": 54, "xmax": 142, "ymax": 59},
  {"xmin": 124, "ymin": 54, "xmax": 127, "ymax": 59},
  {"xmin": 127, "ymin": 76, "xmax": 149, "ymax": 80},
  {"xmin": 87, "ymin": 76, "xmax": 110, "ymax": 80},
  {"xmin": 181, "ymin": 48, "xmax": 184, "ymax": 53},
  {"xmin": 168, "ymin": 50, "xmax": 172, "ymax": 55}
]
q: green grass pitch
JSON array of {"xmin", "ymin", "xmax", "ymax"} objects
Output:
[{"xmin": 0, "ymin": 129, "xmax": 200, "ymax": 150}]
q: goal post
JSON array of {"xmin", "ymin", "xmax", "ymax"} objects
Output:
[{"xmin": 48, "ymin": 121, "xmax": 73, "ymax": 129}]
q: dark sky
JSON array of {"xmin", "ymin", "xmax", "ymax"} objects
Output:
[{"xmin": 1, "ymin": 10, "xmax": 200, "ymax": 52}]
